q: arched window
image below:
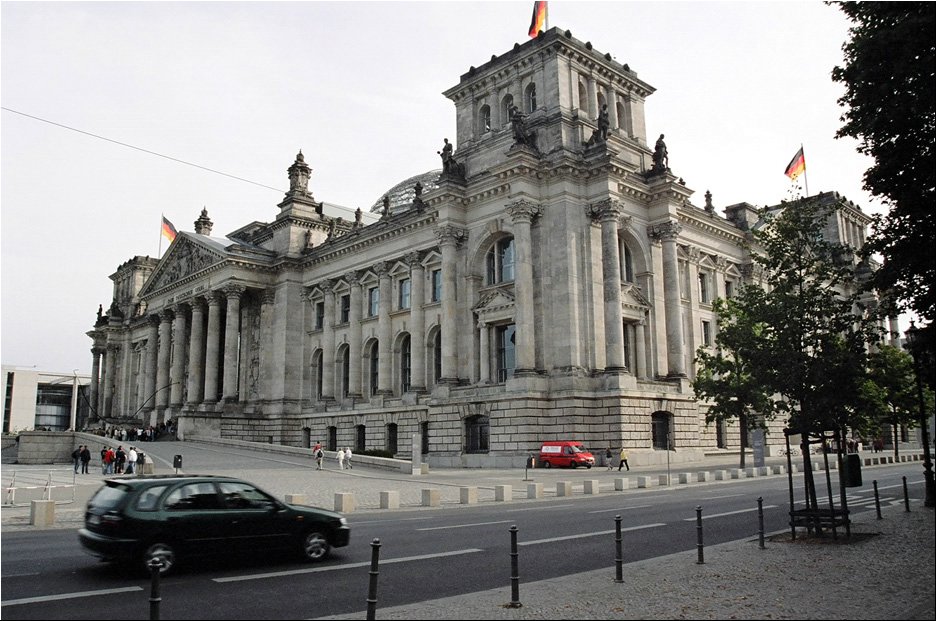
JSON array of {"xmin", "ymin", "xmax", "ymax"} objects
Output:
[
  {"xmin": 386, "ymin": 423, "xmax": 398, "ymax": 455},
  {"xmin": 432, "ymin": 331, "xmax": 442, "ymax": 386},
  {"xmin": 368, "ymin": 341, "xmax": 379, "ymax": 397},
  {"xmin": 578, "ymin": 79, "xmax": 588, "ymax": 112},
  {"xmin": 616, "ymin": 100, "xmax": 629, "ymax": 135},
  {"xmin": 486, "ymin": 237, "xmax": 515, "ymax": 285},
  {"xmin": 621, "ymin": 242, "xmax": 634, "ymax": 283},
  {"xmin": 340, "ymin": 345, "xmax": 350, "ymax": 397},
  {"xmin": 597, "ymin": 92, "xmax": 606, "ymax": 115},
  {"xmin": 400, "ymin": 335, "xmax": 412, "ymax": 393},
  {"xmin": 479, "ymin": 104, "xmax": 491, "ymax": 133},
  {"xmin": 313, "ymin": 350, "xmax": 323, "ymax": 400},
  {"xmin": 465, "ymin": 414, "xmax": 489, "ymax": 453},
  {"xmin": 525, "ymin": 83, "xmax": 537, "ymax": 113},
  {"xmin": 501, "ymin": 95, "xmax": 514, "ymax": 128},
  {"xmin": 651, "ymin": 412, "xmax": 673, "ymax": 450}
]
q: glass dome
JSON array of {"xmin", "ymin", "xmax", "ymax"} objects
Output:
[{"xmin": 369, "ymin": 170, "xmax": 442, "ymax": 215}]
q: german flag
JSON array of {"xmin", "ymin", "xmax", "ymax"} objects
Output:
[
  {"xmin": 161, "ymin": 215, "xmax": 177, "ymax": 244},
  {"xmin": 528, "ymin": 1, "xmax": 547, "ymax": 38},
  {"xmin": 784, "ymin": 147, "xmax": 806, "ymax": 180}
]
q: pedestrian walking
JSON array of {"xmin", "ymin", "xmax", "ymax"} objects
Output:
[
  {"xmin": 605, "ymin": 446, "xmax": 614, "ymax": 471},
  {"xmin": 80, "ymin": 445, "xmax": 91, "ymax": 474},
  {"xmin": 618, "ymin": 447, "xmax": 630, "ymax": 471},
  {"xmin": 126, "ymin": 447, "xmax": 137, "ymax": 475},
  {"xmin": 337, "ymin": 448, "xmax": 346, "ymax": 469},
  {"xmin": 71, "ymin": 446, "xmax": 81, "ymax": 474},
  {"xmin": 315, "ymin": 447, "xmax": 325, "ymax": 470},
  {"xmin": 344, "ymin": 447, "xmax": 353, "ymax": 469}
]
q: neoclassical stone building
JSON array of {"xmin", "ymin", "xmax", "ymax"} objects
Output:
[{"xmin": 87, "ymin": 28, "xmax": 886, "ymax": 466}]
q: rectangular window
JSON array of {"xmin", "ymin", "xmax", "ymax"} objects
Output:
[
  {"xmin": 702, "ymin": 320, "xmax": 712, "ymax": 346},
  {"xmin": 431, "ymin": 269, "xmax": 442, "ymax": 302},
  {"xmin": 368, "ymin": 287, "xmax": 379, "ymax": 317},
  {"xmin": 398, "ymin": 278, "xmax": 411, "ymax": 310},
  {"xmin": 315, "ymin": 301, "xmax": 325, "ymax": 330},
  {"xmin": 339, "ymin": 294, "xmax": 351, "ymax": 323},
  {"xmin": 699, "ymin": 272, "xmax": 710, "ymax": 304},
  {"xmin": 725, "ymin": 280, "xmax": 735, "ymax": 299},
  {"xmin": 496, "ymin": 324, "xmax": 516, "ymax": 382},
  {"xmin": 679, "ymin": 262, "xmax": 690, "ymax": 301}
]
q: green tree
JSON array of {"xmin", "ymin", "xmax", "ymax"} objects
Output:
[
  {"xmin": 831, "ymin": 2, "xmax": 935, "ymax": 353},
  {"xmin": 693, "ymin": 297, "xmax": 774, "ymax": 469}
]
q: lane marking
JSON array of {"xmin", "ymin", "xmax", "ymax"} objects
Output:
[
  {"xmin": 504, "ymin": 503, "xmax": 575, "ymax": 513},
  {"xmin": 587, "ymin": 504, "xmax": 653, "ymax": 514},
  {"xmin": 518, "ymin": 523, "xmax": 665, "ymax": 546},
  {"xmin": 416, "ymin": 520, "xmax": 510, "ymax": 531},
  {"xmin": 213, "ymin": 548, "xmax": 483, "ymax": 583},
  {"xmin": 683, "ymin": 506, "xmax": 777, "ymax": 520},
  {"xmin": 701, "ymin": 493, "xmax": 745, "ymax": 500},
  {"xmin": 2, "ymin": 586, "xmax": 143, "ymax": 607},
  {"xmin": 351, "ymin": 517, "xmax": 434, "ymax": 526}
]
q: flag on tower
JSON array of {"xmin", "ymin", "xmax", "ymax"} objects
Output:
[
  {"xmin": 784, "ymin": 146, "xmax": 806, "ymax": 181},
  {"xmin": 161, "ymin": 215, "xmax": 177, "ymax": 244},
  {"xmin": 528, "ymin": 1, "xmax": 548, "ymax": 38}
]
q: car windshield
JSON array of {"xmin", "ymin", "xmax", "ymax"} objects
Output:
[
  {"xmin": 568, "ymin": 445, "xmax": 583, "ymax": 453},
  {"xmin": 89, "ymin": 484, "xmax": 130, "ymax": 510}
]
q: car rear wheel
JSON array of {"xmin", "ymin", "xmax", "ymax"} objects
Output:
[
  {"xmin": 141, "ymin": 541, "xmax": 176, "ymax": 576},
  {"xmin": 543, "ymin": 461, "xmax": 552, "ymax": 469},
  {"xmin": 300, "ymin": 530, "xmax": 331, "ymax": 562}
]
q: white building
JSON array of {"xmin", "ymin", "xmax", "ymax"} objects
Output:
[
  {"xmin": 86, "ymin": 27, "xmax": 888, "ymax": 466},
  {"xmin": 1, "ymin": 366, "xmax": 92, "ymax": 432}
]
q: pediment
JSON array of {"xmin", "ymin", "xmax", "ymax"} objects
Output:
[
  {"xmin": 140, "ymin": 235, "xmax": 225, "ymax": 296},
  {"xmin": 621, "ymin": 283, "xmax": 651, "ymax": 311},
  {"xmin": 473, "ymin": 288, "xmax": 516, "ymax": 314}
]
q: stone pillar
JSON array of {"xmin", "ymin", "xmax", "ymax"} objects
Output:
[
  {"xmin": 478, "ymin": 321, "xmax": 490, "ymax": 384},
  {"xmin": 89, "ymin": 346, "xmax": 103, "ymax": 422},
  {"xmin": 436, "ymin": 226, "xmax": 466, "ymax": 384},
  {"xmin": 407, "ymin": 253, "xmax": 426, "ymax": 392},
  {"xmin": 635, "ymin": 318, "xmax": 648, "ymax": 380},
  {"xmin": 888, "ymin": 316, "xmax": 901, "ymax": 346},
  {"xmin": 375, "ymin": 263, "xmax": 393, "ymax": 395},
  {"xmin": 589, "ymin": 199, "xmax": 627, "ymax": 373},
  {"xmin": 203, "ymin": 291, "xmax": 222, "ymax": 404},
  {"xmin": 586, "ymin": 76, "xmax": 598, "ymax": 118},
  {"xmin": 102, "ymin": 345, "xmax": 116, "ymax": 419},
  {"xmin": 187, "ymin": 299, "xmax": 205, "ymax": 406},
  {"xmin": 686, "ymin": 246, "xmax": 701, "ymax": 376},
  {"xmin": 608, "ymin": 88, "xmax": 619, "ymax": 131},
  {"xmin": 259, "ymin": 289, "xmax": 275, "ymax": 402},
  {"xmin": 650, "ymin": 221, "xmax": 686, "ymax": 377},
  {"xmin": 156, "ymin": 309, "xmax": 173, "ymax": 409},
  {"xmin": 347, "ymin": 272, "xmax": 363, "ymax": 398},
  {"xmin": 506, "ymin": 200, "xmax": 542, "ymax": 375},
  {"xmin": 321, "ymin": 280, "xmax": 337, "ymax": 400},
  {"xmin": 170, "ymin": 304, "xmax": 187, "ymax": 408},
  {"xmin": 222, "ymin": 285, "xmax": 244, "ymax": 402},
  {"xmin": 143, "ymin": 317, "xmax": 158, "ymax": 413}
]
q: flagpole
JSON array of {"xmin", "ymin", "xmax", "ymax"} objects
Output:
[
  {"xmin": 158, "ymin": 213, "xmax": 163, "ymax": 257},
  {"xmin": 801, "ymin": 143, "xmax": 809, "ymax": 197}
]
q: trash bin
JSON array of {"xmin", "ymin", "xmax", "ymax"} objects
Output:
[
  {"xmin": 842, "ymin": 453, "xmax": 862, "ymax": 487},
  {"xmin": 173, "ymin": 454, "xmax": 183, "ymax": 469}
]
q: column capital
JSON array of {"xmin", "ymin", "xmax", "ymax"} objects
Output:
[
  {"xmin": 147, "ymin": 314, "xmax": 162, "ymax": 327},
  {"xmin": 160, "ymin": 309, "xmax": 174, "ymax": 322},
  {"xmin": 189, "ymin": 297, "xmax": 205, "ymax": 312},
  {"xmin": 345, "ymin": 270, "xmax": 364, "ymax": 286},
  {"xmin": 648, "ymin": 220, "xmax": 682, "ymax": 242},
  {"xmin": 223, "ymin": 284, "xmax": 245, "ymax": 300},
  {"xmin": 172, "ymin": 303, "xmax": 188, "ymax": 315},
  {"xmin": 714, "ymin": 255, "xmax": 729, "ymax": 273},
  {"xmin": 586, "ymin": 198, "xmax": 625, "ymax": 224},
  {"xmin": 404, "ymin": 251, "xmax": 424, "ymax": 269},
  {"xmin": 205, "ymin": 290, "xmax": 224, "ymax": 306},
  {"xmin": 685, "ymin": 245, "xmax": 702, "ymax": 264},
  {"xmin": 435, "ymin": 225, "xmax": 467, "ymax": 248},
  {"xmin": 319, "ymin": 279, "xmax": 336, "ymax": 295},
  {"xmin": 91, "ymin": 346, "xmax": 106, "ymax": 356},
  {"xmin": 261, "ymin": 288, "xmax": 276, "ymax": 305},
  {"xmin": 506, "ymin": 199, "xmax": 543, "ymax": 224},
  {"xmin": 373, "ymin": 261, "xmax": 392, "ymax": 277}
]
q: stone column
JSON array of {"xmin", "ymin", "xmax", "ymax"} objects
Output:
[
  {"xmin": 259, "ymin": 289, "xmax": 276, "ymax": 402},
  {"xmin": 608, "ymin": 88, "xmax": 619, "ymax": 131},
  {"xmin": 507, "ymin": 200, "xmax": 542, "ymax": 375},
  {"xmin": 321, "ymin": 280, "xmax": 337, "ymax": 400},
  {"xmin": 143, "ymin": 317, "xmax": 158, "ymax": 414},
  {"xmin": 407, "ymin": 252, "xmax": 426, "ymax": 392},
  {"xmin": 635, "ymin": 318, "xmax": 648, "ymax": 380},
  {"xmin": 588, "ymin": 199, "xmax": 627, "ymax": 373},
  {"xmin": 222, "ymin": 285, "xmax": 244, "ymax": 402},
  {"xmin": 203, "ymin": 291, "xmax": 222, "ymax": 404},
  {"xmin": 686, "ymin": 246, "xmax": 701, "ymax": 376},
  {"xmin": 170, "ymin": 304, "xmax": 187, "ymax": 408},
  {"xmin": 347, "ymin": 272, "xmax": 363, "ymax": 398},
  {"xmin": 89, "ymin": 346, "xmax": 103, "ymax": 422},
  {"xmin": 436, "ymin": 226, "xmax": 466, "ymax": 384},
  {"xmin": 186, "ymin": 299, "xmax": 205, "ymax": 406},
  {"xmin": 888, "ymin": 316, "xmax": 901, "ymax": 346},
  {"xmin": 478, "ymin": 320, "xmax": 490, "ymax": 384},
  {"xmin": 375, "ymin": 263, "xmax": 393, "ymax": 395},
  {"xmin": 156, "ymin": 310, "xmax": 173, "ymax": 409},
  {"xmin": 103, "ymin": 345, "xmax": 118, "ymax": 419},
  {"xmin": 650, "ymin": 221, "xmax": 686, "ymax": 377},
  {"xmin": 586, "ymin": 76, "xmax": 598, "ymax": 118}
]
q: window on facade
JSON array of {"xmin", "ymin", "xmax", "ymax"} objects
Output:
[
  {"xmin": 315, "ymin": 301, "xmax": 325, "ymax": 330},
  {"xmin": 725, "ymin": 280, "xmax": 735, "ymax": 299},
  {"xmin": 355, "ymin": 424, "xmax": 366, "ymax": 452},
  {"xmin": 486, "ymin": 237, "xmax": 515, "ymax": 285},
  {"xmin": 369, "ymin": 342, "xmax": 379, "ymax": 397},
  {"xmin": 433, "ymin": 333, "xmax": 442, "ymax": 385},
  {"xmin": 699, "ymin": 272, "xmax": 710, "ymax": 304},
  {"xmin": 479, "ymin": 104, "xmax": 491, "ymax": 133},
  {"xmin": 341, "ymin": 347, "xmax": 350, "ymax": 397},
  {"xmin": 716, "ymin": 420, "xmax": 727, "ymax": 449},
  {"xmin": 679, "ymin": 262, "xmax": 690, "ymax": 301},
  {"xmin": 501, "ymin": 95, "xmax": 514, "ymax": 127},
  {"xmin": 622, "ymin": 243, "xmax": 634, "ymax": 283},
  {"xmin": 340, "ymin": 294, "xmax": 350, "ymax": 323},
  {"xmin": 420, "ymin": 421, "xmax": 429, "ymax": 455},
  {"xmin": 526, "ymin": 83, "xmax": 537, "ymax": 113},
  {"xmin": 368, "ymin": 287, "xmax": 379, "ymax": 317},
  {"xmin": 327, "ymin": 426, "xmax": 337, "ymax": 451},
  {"xmin": 578, "ymin": 80, "xmax": 588, "ymax": 111},
  {"xmin": 496, "ymin": 324, "xmax": 516, "ymax": 382},
  {"xmin": 398, "ymin": 278, "xmax": 411, "ymax": 310},
  {"xmin": 431, "ymin": 269, "xmax": 442, "ymax": 302},
  {"xmin": 702, "ymin": 320, "xmax": 712, "ymax": 347},
  {"xmin": 651, "ymin": 412, "xmax": 672, "ymax": 450},
  {"xmin": 314, "ymin": 351, "xmax": 323, "ymax": 399},
  {"xmin": 386, "ymin": 423, "xmax": 398, "ymax": 455},
  {"xmin": 616, "ymin": 100, "xmax": 628, "ymax": 134},
  {"xmin": 401, "ymin": 335, "xmax": 412, "ymax": 393},
  {"xmin": 465, "ymin": 415, "xmax": 490, "ymax": 453},
  {"xmin": 622, "ymin": 322, "xmax": 631, "ymax": 367}
]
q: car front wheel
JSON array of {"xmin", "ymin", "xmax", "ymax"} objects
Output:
[
  {"xmin": 300, "ymin": 530, "xmax": 331, "ymax": 562},
  {"xmin": 141, "ymin": 541, "xmax": 176, "ymax": 576}
]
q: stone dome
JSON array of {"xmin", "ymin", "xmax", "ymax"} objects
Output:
[{"xmin": 369, "ymin": 170, "xmax": 442, "ymax": 215}]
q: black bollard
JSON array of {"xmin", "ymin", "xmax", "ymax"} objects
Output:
[
  {"xmin": 902, "ymin": 476, "xmax": 911, "ymax": 512},
  {"xmin": 873, "ymin": 480, "xmax": 882, "ymax": 520},
  {"xmin": 148, "ymin": 558, "xmax": 162, "ymax": 621},
  {"xmin": 614, "ymin": 515, "xmax": 624, "ymax": 583},
  {"xmin": 695, "ymin": 505, "xmax": 704, "ymax": 564},
  {"xmin": 757, "ymin": 497, "xmax": 765, "ymax": 549},
  {"xmin": 366, "ymin": 538, "xmax": 381, "ymax": 621},
  {"xmin": 508, "ymin": 525, "xmax": 522, "ymax": 608}
]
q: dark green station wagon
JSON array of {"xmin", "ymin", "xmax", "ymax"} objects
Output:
[{"xmin": 78, "ymin": 475, "xmax": 350, "ymax": 575}]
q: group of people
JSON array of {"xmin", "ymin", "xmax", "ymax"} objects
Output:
[
  {"xmin": 312, "ymin": 442, "xmax": 353, "ymax": 471},
  {"xmin": 71, "ymin": 444, "xmax": 143, "ymax": 475},
  {"xmin": 605, "ymin": 446, "xmax": 630, "ymax": 472},
  {"xmin": 98, "ymin": 421, "xmax": 172, "ymax": 443}
]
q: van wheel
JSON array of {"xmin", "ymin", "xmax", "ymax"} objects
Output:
[
  {"xmin": 543, "ymin": 461, "xmax": 552, "ymax": 469},
  {"xmin": 586, "ymin": 464, "xmax": 592, "ymax": 469},
  {"xmin": 570, "ymin": 462, "xmax": 577, "ymax": 469}
]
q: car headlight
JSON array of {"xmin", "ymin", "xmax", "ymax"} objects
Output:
[{"xmin": 339, "ymin": 517, "xmax": 349, "ymax": 526}]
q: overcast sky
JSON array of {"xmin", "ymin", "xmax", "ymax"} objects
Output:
[{"xmin": 1, "ymin": 1, "xmax": 890, "ymax": 374}]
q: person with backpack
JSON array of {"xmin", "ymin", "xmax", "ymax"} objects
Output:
[
  {"xmin": 315, "ymin": 447, "xmax": 325, "ymax": 470},
  {"xmin": 115, "ymin": 446, "xmax": 126, "ymax": 474}
]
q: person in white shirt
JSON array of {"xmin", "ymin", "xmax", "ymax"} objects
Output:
[{"xmin": 126, "ymin": 447, "xmax": 138, "ymax": 474}]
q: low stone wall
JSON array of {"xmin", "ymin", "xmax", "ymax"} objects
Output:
[{"xmin": 13, "ymin": 431, "xmax": 153, "ymax": 470}]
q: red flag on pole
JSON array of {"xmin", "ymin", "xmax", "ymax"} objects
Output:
[{"xmin": 528, "ymin": 1, "xmax": 547, "ymax": 38}]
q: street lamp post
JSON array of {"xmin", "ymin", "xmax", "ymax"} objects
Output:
[{"xmin": 904, "ymin": 322, "xmax": 935, "ymax": 508}]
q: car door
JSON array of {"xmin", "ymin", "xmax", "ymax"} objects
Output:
[
  {"xmin": 161, "ymin": 481, "xmax": 229, "ymax": 557},
  {"xmin": 218, "ymin": 481, "xmax": 293, "ymax": 554}
]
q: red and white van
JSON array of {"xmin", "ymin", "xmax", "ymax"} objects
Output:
[{"xmin": 538, "ymin": 441, "xmax": 595, "ymax": 469}]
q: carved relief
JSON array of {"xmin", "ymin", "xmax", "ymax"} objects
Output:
[{"xmin": 149, "ymin": 238, "xmax": 222, "ymax": 292}]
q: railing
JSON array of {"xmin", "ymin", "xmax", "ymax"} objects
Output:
[{"xmin": 2, "ymin": 469, "xmax": 77, "ymax": 507}]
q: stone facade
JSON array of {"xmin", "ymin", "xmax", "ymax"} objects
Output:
[{"xmin": 86, "ymin": 28, "xmax": 889, "ymax": 467}]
